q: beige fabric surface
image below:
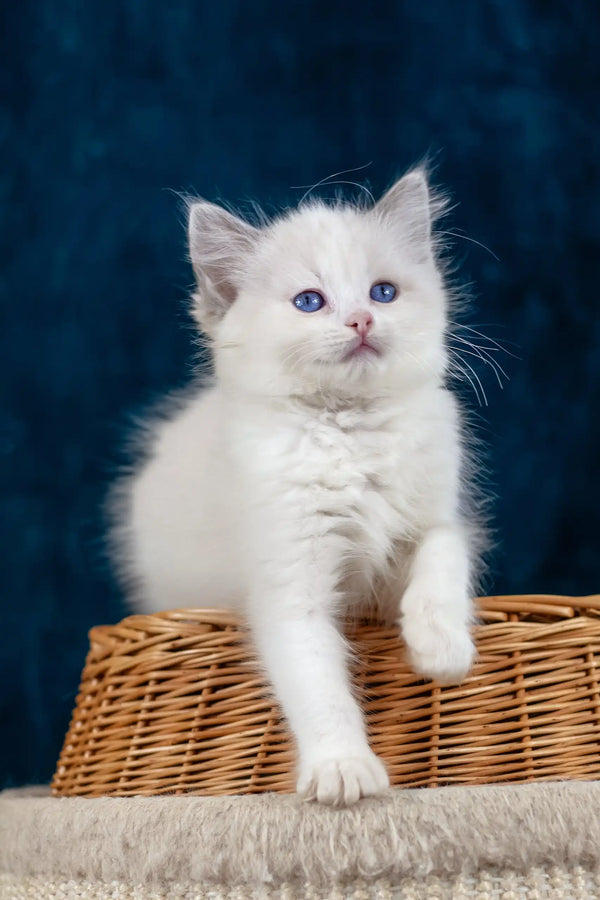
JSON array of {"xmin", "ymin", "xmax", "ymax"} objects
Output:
[
  {"xmin": 2, "ymin": 782, "xmax": 600, "ymax": 896},
  {"xmin": 2, "ymin": 867, "xmax": 600, "ymax": 899}
]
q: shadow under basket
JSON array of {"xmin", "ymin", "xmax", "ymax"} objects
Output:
[{"xmin": 52, "ymin": 594, "xmax": 600, "ymax": 797}]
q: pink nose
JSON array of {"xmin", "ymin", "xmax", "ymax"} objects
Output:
[{"xmin": 345, "ymin": 310, "xmax": 373, "ymax": 339}]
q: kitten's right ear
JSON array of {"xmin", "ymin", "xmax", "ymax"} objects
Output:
[
  {"xmin": 188, "ymin": 201, "xmax": 258, "ymax": 335},
  {"xmin": 372, "ymin": 169, "xmax": 435, "ymax": 264}
]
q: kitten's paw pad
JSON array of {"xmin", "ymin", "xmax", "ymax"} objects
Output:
[
  {"xmin": 297, "ymin": 751, "xmax": 389, "ymax": 806},
  {"xmin": 402, "ymin": 617, "xmax": 475, "ymax": 684}
]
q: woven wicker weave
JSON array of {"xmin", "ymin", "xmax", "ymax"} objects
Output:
[{"xmin": 52, "ymin": 594, "xmax": 600, "ymax": 797}]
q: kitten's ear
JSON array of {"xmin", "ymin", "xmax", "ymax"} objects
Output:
[
  {"xmin": 188, "ymin": 201, "xmax": 258, "ymax": 334},
  {"xmin": 373, "ymin": 169, "xmax": 433, "ymax": 263}
]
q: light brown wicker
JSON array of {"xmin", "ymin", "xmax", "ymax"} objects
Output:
[{"xmin": 52, "ymin": 594, "xmax": 600, "ymax": 797}]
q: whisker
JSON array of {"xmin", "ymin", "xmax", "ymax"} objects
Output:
[
  {"xmin": 447, "ymin": 337, "xmax": 509, "ymax": 386},
  {"xmin": 448, "ymin": 336, "xmax": 505, "ymax": 353},
  {"xmin": 214, "ymin": 341, "xmax": 243, "ymax": 350},
  {"xmin": 279, "ymin": 346, "xmax": 316, "ymax": 371},
  {"xmin": 291, "ymin": 162, "xmax": 373, "ymax": 205},
  {"xmin": 313, "ymin": 180, "xmax": 375, "ymax": 204},
  {"xmin": 448, "ymin": 345, "xmax": 504, "ymax": 389},
  {"xmin": 447, "ymin": 352, "xmax": 485, "ymax": 407},
  {"xmin": 455, "ymin": 353, "xmax": 487, "ymax": 406},
  {"xmin": 448, "ymin": 321, "xmax": 520, "ymax": 358},
  {"xmin": 403, "ymin": 349, "xmax": 429, "ymax": 376},
  {"xmin": 440, "ymin": 231, "xmax": 500, "ymax": 262},
  {"xmin": 463, "ymin": 342, "xmax": 509, "ymax": 381}
]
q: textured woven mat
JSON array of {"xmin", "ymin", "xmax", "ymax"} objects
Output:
[{"xmin": 2, "ymin": 869, "xmax": 600, "ymax": 899}]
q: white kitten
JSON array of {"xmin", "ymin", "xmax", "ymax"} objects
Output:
[{"xmin": 109, "ymin": 168, "xmax": 485, "ymax": 805}]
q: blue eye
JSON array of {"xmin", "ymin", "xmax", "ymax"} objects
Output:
[
  {"xmin": 370, "ymin": 282, "xmax": 397, "ymax": 303},
  {"xmin": 293, "ymin": 290, "xmax": 325, "ymax": 313}
]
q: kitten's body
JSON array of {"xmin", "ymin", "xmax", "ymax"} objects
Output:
[
  {"xmin": 111, "ymin": 171, "xmax": 483, "ymax": 805},
  {"xmin": 127, "ymin": 382, "xmax": 462, "ymax": 620}
]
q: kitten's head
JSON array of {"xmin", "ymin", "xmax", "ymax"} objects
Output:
[{"xmin": 188, "ymin": 169, "xmax": 449, "ymax": 401}]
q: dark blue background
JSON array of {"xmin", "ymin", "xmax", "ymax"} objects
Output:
[{"xmin": 2, "ymin": 1, "xmax": 599, "ymax": 787}]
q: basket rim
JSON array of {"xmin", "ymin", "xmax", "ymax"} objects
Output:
[{"xmin": 88, "ymin": 593, "xmax": 600, "ymax": 641}]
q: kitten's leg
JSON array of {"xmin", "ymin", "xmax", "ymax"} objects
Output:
[
  {"xmin": 247, "ymin": 582, "xmax": 389, "ymax": 806},
  {"xmin": 399, "ymin": 524, "xmax": 475, "ymax": 683}
]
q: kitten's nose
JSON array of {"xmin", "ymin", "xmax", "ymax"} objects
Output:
[{"xmin": 345, "ymin": 310, "xmax": 373, "ymax": 339}]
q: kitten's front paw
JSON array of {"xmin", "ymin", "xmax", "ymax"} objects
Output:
[
  {"xmin": 297, "ymin": 750, "xmax": 389, "ymax": 806},
  {"xmin": 402, "ymin": 614, "xmax": 475, "ymax": 685}
]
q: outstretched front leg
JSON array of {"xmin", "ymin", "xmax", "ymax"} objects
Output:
[
  {"xmin": 399, "ymin": 524, "xmax": 476, "ymax": 684},
  {"xmin": 249, "ymin": 600, "xmax": 389, "ymax": 804},
  {"xmin": 245, "ymin": 526, "xmax": 389, "ymax": 805}
]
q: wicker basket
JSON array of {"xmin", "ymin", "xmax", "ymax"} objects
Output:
[{"xmin": 52, "ymin": 594, "xmax": 600, "ymax": 797}]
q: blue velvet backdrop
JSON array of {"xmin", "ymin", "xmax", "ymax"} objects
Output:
[{"xmin": 1, "ymin": 1, "xmax": 599, "ymax": 787}]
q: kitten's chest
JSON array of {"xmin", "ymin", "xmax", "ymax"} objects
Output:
[
  {"xmin": 230, "ymin": 401, "xmax": 435, "ymax": 536},
  {"xmin": 229, "ymin": 401, "xmax": 437, "ymax": 587},
  {"xmin": 282, "ymin": 408, "xmax": 424, "ymax": 532}
]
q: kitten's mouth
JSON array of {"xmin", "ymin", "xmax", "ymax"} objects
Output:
[{"xmin": 343, "ymin": 338, "xmax": 380, "ymax": 361}]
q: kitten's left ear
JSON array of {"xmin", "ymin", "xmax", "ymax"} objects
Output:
[
  {"xmin": 373, "ymin": 169, "xmax": 433, "ymax": 263},
  {"xmin": 187, "ymin": 201, "xmax": 260, "ymax": 336}
]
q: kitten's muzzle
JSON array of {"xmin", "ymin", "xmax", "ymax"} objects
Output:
[{"xmin": 342, "ymin": 310, "xmax": 379, "ymax": 359}]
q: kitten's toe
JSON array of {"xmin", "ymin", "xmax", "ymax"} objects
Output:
[
  {"xmin": 297, "ymin": 751, "xmax": 389, "ymax": 806},
  {"xmin": 402, "ymin": 615, "xmax": 475, "ymax": 684}
]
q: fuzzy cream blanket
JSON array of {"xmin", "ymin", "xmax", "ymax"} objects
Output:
[{"xmin": 2, "ymin": 782, "xmax": 600, "ymax": 898}]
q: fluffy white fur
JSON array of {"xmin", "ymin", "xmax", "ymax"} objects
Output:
[{"xmin": 110, "ymin": 169, "xmax": 484, "ymax": 806}]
